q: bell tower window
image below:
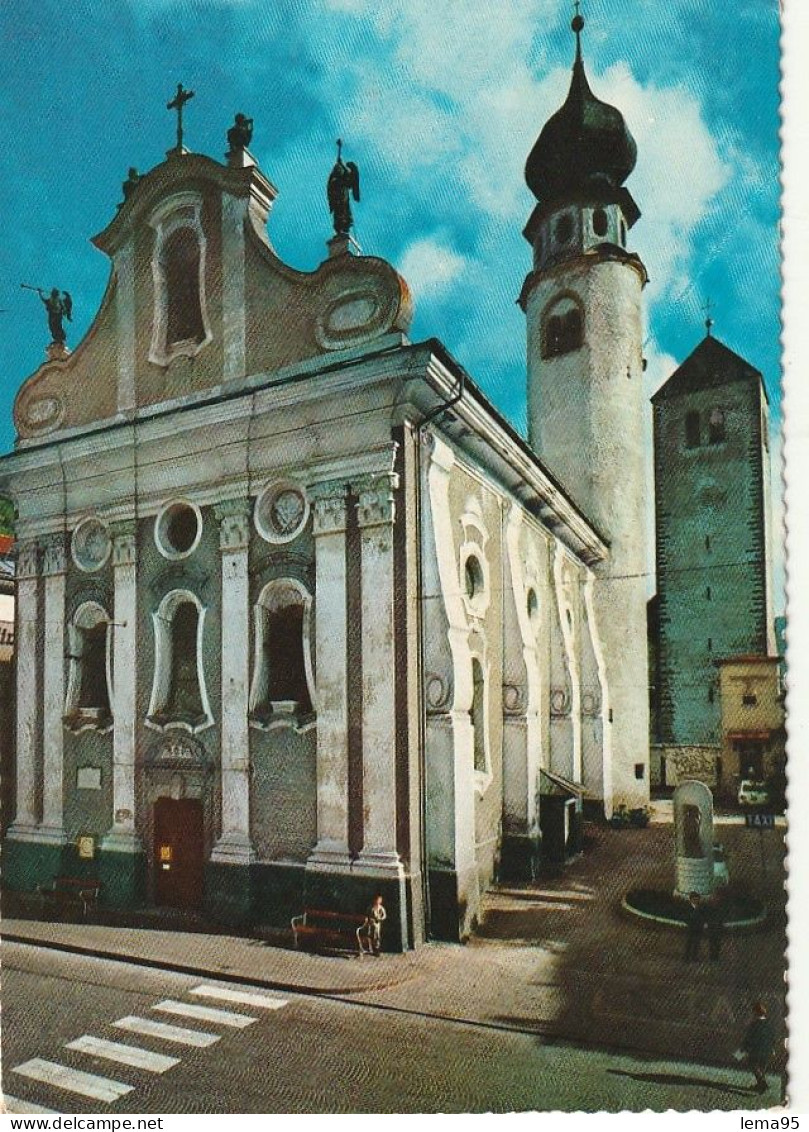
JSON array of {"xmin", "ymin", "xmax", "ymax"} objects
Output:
[
  {"xmin": 708, "ymin": 407, "xmax": 726, "ymax": 444},
  {"xmin": 685, "ymin": 410, "xmax": 701, "ymax": 448},
  {"xmin": 542, "ymin": 296, "xmax": 584, "ymax": 359},
  {"xmin": 148, "ymin": 193, "xmax": 213, "ymax": 367}
]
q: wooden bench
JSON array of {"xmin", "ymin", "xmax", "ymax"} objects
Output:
[
  {"xmin": 38, "ymin": 876, "xmax": 101, "ymax": 920},
  {"xmin": 291, "ymin": 908, "xmax": 370, "ymax": 955}
]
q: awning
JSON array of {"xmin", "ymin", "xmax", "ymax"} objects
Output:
[
  {"xmin": 727, "ymin": 731, "xmax": 772, "ymax": 742},
  {"xmin": 540, "ymin": 768, "xmax": 591, "ymax": 798}
]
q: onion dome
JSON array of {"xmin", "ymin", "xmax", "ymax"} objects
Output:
[{"xmin": 526, "ymin": 13, "xmax": 637, "ymax": 202}]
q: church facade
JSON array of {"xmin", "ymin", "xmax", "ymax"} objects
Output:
[{"xmin": 0, "ymin": 17, "xmax": 650, "ymax": 947}]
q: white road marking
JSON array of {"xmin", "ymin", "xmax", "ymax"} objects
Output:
[
  {"xmin": 152, "ymin": 999, "xmax": 257, "ymax": 1028},
  {"xmin": 66, "ymin": 1035, "xmax": 180, "ymax": 1073},
  {"xmin": 190, "ymin": 984, "xmax": 289, "ymax": 1010},
  {"xmin": 3, "ymin": 1095, "xmax": 61, "ymax": 1114},
  {"xmin": 12, "ymin": 1059, "xmax": 134, "ymax": 1104},
  {"xmin": 113, "ymin": 1015, "xmax": 220, "ymax": 1048}
]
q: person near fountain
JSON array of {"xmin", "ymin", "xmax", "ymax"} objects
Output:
[
  {"xmin": 739, "ymin": 1001, "xmax": 775, "ymax": 1094},
  {"xmin": 684, "ymin": 892, "xmax": 706, "ymax": 962}
]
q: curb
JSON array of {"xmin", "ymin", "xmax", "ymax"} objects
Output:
[
  {"xmin": 0, "ymin": 931, "xmax": 415, "ymax": 998},
  {"xmin": 620, "ymin": 896, "xmax": 768, "ymax": 932}
]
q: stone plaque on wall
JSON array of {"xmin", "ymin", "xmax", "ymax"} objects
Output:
[{"xmin": 77, "ymin": 765, "xmax": 102, "ymax": 790}]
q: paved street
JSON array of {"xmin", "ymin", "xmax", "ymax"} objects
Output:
[{"xmin": 1, "ymin": 942, "xmax": 781, "ymax": 1114}]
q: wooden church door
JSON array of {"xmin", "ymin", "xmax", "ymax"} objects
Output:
[{"xmin": 153, "ymin": 797, "xmax": 204, "ymax": 909}]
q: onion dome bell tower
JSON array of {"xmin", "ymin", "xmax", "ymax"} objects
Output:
[{"xmin": 520, "ymin": 10, "xmax": 650, "ymax": 812}]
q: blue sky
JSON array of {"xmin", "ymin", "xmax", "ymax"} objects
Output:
[{"xmin": 0, "ymin": 0, "xmax": 783, "ymax": 601}]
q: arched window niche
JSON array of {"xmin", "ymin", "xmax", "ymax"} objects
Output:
[
  {"xmin": 64, "ymin": 601, "xmax": 113, "ymax": 732},
  {"xmin": 147, "ymin": 590, "xmax": 214, "ymax": 734},
  {"xmin": 249, "ymin": 578, "xmax": 316, "ymax": 732},
  {"xmin": 470, "ymin": 655, "xmax": 492, "ymax": 794},
  {"xmin": 708, "ymin": 406, "xmax": 726, "ymax": 445},
  {"xmin": 541, "ymin": 294, "xmax": 584, "ymax": 359},
  {"xmin": 148, "ymin": 193, "xmax": 213, "ymax": 367}
]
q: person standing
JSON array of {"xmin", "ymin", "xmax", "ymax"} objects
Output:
[
  {"xmin": 740, "ymin": 1001, "xmax": 775, "ymax": 1094},
  {"xmin": 366, "ymin": 894, "xmax": 386, "ymax": 956},
  {"xmin": 684, "ymin": 892, "xmax": 706, "ymax": 962},
  {"xmin": 706, "ymin": 897, "xmax": 724, "ymax": 962}
]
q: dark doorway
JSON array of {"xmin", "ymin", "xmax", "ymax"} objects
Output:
[
  {"xmin": 736, "ymin": 741, "xmax": 764, "ymax": 780},
  {"xmin": 153, "ymin": 797, "xmax": 204, "ymax": 909}
]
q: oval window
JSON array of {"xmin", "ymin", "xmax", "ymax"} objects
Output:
[
  {"xmin": 593, "ymin": 208, "xmax": 608, "ymax": 237},
  {"xmin": 155, "ymin": 501, "xmax": 202, "ymax": 560}
]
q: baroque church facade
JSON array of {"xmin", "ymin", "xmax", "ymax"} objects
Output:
[{"xmin": 1, "ymin": 16, "xmax": 650, "ymax": 947}]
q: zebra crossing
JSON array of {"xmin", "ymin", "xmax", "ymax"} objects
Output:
[{"xmin": 6, "ymin": 983, "xmax": 289, "ymax": 1113}]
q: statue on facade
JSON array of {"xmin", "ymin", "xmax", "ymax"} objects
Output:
[
  {"xmin": 227, "ymin": 113, "xmax": 253, "ymax": 152},
  {"xmin": 121, "ymin": 167, "xmax": 141, "ymax": 203},
  {"xmin": 327, "ymin": 138, "xmax": 360, "ymax": 236},
  {"xmin": 21, "ymin": 284, "xmax": 72, "ymax": 345}
]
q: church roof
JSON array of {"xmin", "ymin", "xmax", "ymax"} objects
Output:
[
  {"xmin": 651, "ymin": 334, "xmax": 767, "ymax": 405},
  {"xmin": 525, "ymin": 14, "xmax": 637, "ymax": 205}
]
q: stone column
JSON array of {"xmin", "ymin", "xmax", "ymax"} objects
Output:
[
  {"xmin": 306, "ymin": 481, "xmax": 352, "ymax": 873},
  {"xmin": 102, "ymin": 525, "xmax": 140, "ymax": 855},
  {"xmin": 211, "ymin": 499, "xmax": 254, "ymax": 867},
  {"xmin": 39, "ymin": 534, "xmax": 67, "ymax": 846},
  {"xmin": 354, "ymin": 473, "xmax": 404, "ymax": 876},
  {"xmin": 7, "ymin": 540, "xmax": 41, "ymax": 841}
]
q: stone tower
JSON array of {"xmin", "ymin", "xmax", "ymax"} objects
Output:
[
  {"xmin": 519, "ymin": 12, "xmax": 649, "ymax": 810},
  {"xmin": 652, "ymin": 330, "xmax": 775, "ymax": 749}
]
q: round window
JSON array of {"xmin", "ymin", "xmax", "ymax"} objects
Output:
[
  {"xmin": 555, "ymin": 214, "xmax": 574, "ymax": 245},
  {"xmin": 155, "ymin": 501, "xmax": 202, "ymax": 560},
  {"xmin": 593, "ymin": 208, "xmax": 608, "ymax": 237},
  {"xmin": 465, "ymin": 555, "xmax": 484, "ymax": 600}
]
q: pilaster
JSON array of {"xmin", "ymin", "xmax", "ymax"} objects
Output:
[
  {"xmin": 210, "ymin": 498, "xmax": 255, "ymax": 868},
  {"xmin": 354, "ymin": 472, "xmax": 404, "ymax": 877},
  {"xmin": 39, "ymin": 534, "xmax": 67, "ymax": 845},
  {"xmin": 101, "ymin": 523, "xmax": 142, "ymax": 857},
  {"xmin": 7, "ymin": 539, "xmax": 41, "ymax": 841},
  {"xmin": 305, "ymin": 480, "xmax": 352, "ymax": 874}
]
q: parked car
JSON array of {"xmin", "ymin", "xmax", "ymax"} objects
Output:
[
  {"xmin": 713, "ymin": 843, "xmax": 730, "ymax": 887},
  {"xmin": 737, "ymin": 779, "xmax": 770, "ymax": 807}
]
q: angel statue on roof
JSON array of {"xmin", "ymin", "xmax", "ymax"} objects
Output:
[
  {"xmin": 38, "ymin": 287, "xmax": 72, "ymax": 345},
  {"xmin": 327, "ymin": 139, "xmax": 360, "ymax": 236}
]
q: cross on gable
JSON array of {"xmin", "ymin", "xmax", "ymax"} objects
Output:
[
  {"xmin": 167, "ymin": 82, "xmax": 195, "ymax": 152},
  {"xmin": 702, "ymin": 296, "xmax": 715, "ymax": 336}
]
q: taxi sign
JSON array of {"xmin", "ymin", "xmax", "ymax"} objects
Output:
[{"xmin": 745, "ymin": 812, "xmax": 776, "ymax": 829}]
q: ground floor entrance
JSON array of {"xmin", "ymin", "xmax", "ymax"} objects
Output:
[{"xmin": 153, "ymin": 797, "xmax": 204, "ymax": 909}]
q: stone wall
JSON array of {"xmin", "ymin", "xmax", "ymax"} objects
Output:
[{"xmin": 656, "ymin": 744, "xmax": 720, "ymax": 788}]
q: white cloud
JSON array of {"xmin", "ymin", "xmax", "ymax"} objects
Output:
[{"xmin": 398, "ymin": 235, "xmax": 469, "ymax": 303}]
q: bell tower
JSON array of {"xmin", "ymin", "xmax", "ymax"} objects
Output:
[{"xmin": 520, "ymin": 10, "xmax": 649, "ymax": 810}]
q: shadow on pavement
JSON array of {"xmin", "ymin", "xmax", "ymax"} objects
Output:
[{"xmin": 607, "ymin": 1068, "xmax": 756, "ymax": 1098}]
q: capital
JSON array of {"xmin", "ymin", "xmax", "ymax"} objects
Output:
[
  {"xmin": 41, "ymin": 533, "xmax": 67, "ymax": 576},
  {"xmin": 215, "ymin": 498, "xmax": 251, "ymax": 551},
  {"xmin": 309, "ymin": 481, "xmax": 349, "ymax": 536},
  {"xmin": 16, "ymin": 539, "xmax": 39, "ymax": 580},
  {"xmin": 355, "ymin": 473, "xmax": 399, "ymax": 529},
  {"xmin": 112, "ymin": 532, "xmax": 137, "ymax": 567}
]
